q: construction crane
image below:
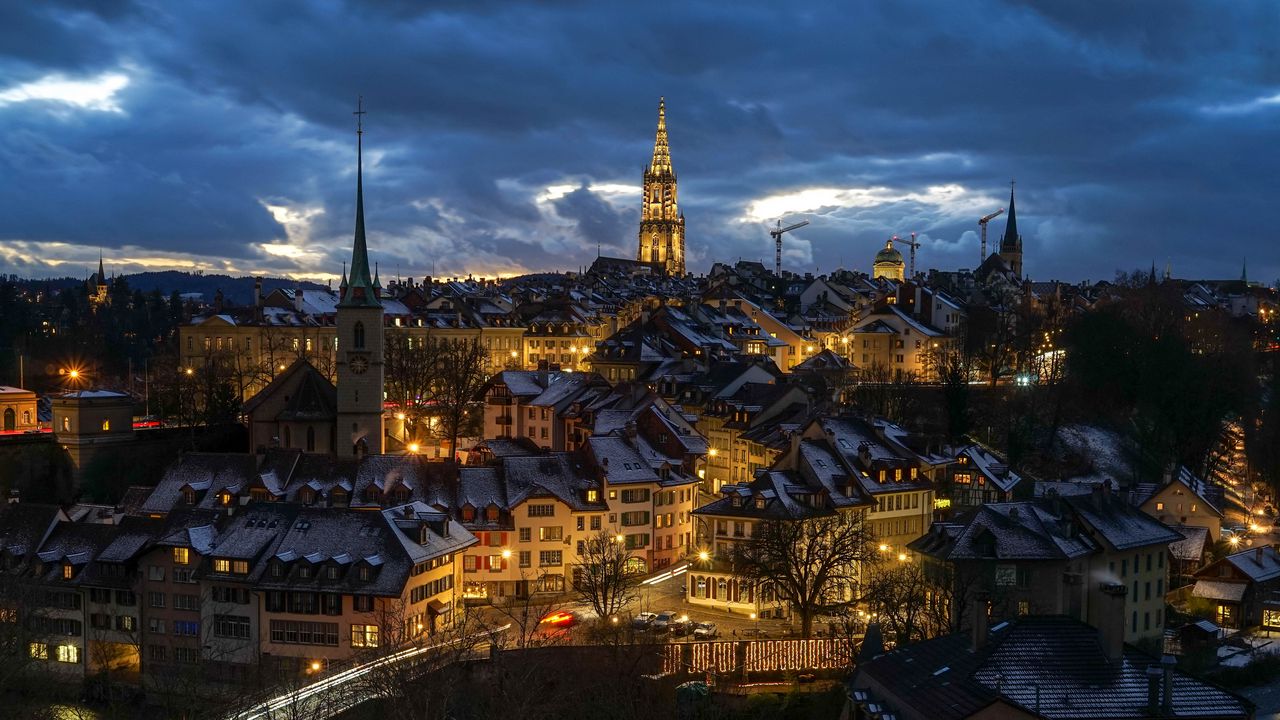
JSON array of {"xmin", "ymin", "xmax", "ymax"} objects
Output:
[
  {"xmin": 978, "ymin": 208, "xmax": 1005, "ymax": 264},
  {"xmin": 770, "ymin": 220, "xmax": 810, "ymax": 276},
  {"xmin": 891, "ymin": 232, "xmax": 922, "ymax": 278}
]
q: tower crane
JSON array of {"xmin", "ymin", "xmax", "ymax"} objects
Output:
[
  {"xmin": 978, "ymin": 208, "xmax": 1005, "ymax": 264},
  {"xmin": 770, "ymin": 220, "xmax": 810, "ymax": 276},
  {"xmin": 891, "ymin": 232, "xmax": 922, "ymax": 278}
]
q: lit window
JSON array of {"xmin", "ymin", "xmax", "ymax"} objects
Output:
[
  {"xmin": 56, "ymin": 644, "xmax": 80, "ymax": 664},
  {"xmin": 29, "ymin": 642, "xmax": 48, "ymax": 660},
  {"xmin": 1156, "ymin": 502, "xmax": 1164, "ymax": 511},
  {"xmin": 213, "ymin": 559, "xmax": 231, "ymax": 574},
  {"xmin": 351, "ymin": 624, "xmax": 379, "ymax": 648},
  {"xmin": 62, "ymin": 565, "xmax": 73, "ymax": 580},
  {"xmin": 233, "ymin": 560, "xmax": 249, "ymax": 575},
  {"xmin": 101, "ymin": 420, "xmax": 110, "ymax": 431},
  {"xmin": 173, "ymin": 548, "xmax": 190, "ymax": 565}
]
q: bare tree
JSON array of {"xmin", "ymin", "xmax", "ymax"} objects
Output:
[
  {"xmin": 435, "ymin": 338, "xmax": 490, "ymax": 461},
  {"xmin": 572, "ymin": 531, "xmax": 640, "ymax": 622},
  {"xmin": 732, "ymin": 512, "xmax": 876, "ymax": 638},
  {"xmin": 383, "ymin": 334, "xmax": 445, "ymax": 445}
]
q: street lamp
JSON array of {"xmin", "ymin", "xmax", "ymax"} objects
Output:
[{"xmin": 407, "ymin": 442, "xmax": 421, "ymax": 454}]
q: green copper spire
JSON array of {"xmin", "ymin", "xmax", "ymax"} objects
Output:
[{"xmin": 339, "ymin": 97, "xmax": 380, "ymax": 308}]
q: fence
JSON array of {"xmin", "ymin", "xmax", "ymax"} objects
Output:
[{"xmin": 661, "ymin": 638, "xmax": 853, "ymax": 677}]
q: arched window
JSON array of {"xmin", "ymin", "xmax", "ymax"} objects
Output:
[
  {"xmin": 2, "ymin": 409, "xmax": 13, "ymax": 431},
  {"xmin": 22, "ymin": 411, "xmax": 30, "ymax": 425},
  {"xmin": 305, "ymin": 426, "xmax": 315, "ymax": 452},
  {"xmin": 101, "ymin": 420, "xmax": 110, "ymax": 431},
  {"xmin": 353, "ymin": 321, "xmax": 365, "ymax": 349}
]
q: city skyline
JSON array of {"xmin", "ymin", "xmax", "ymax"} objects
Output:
[{"xmin": 1, "ymin": 1, "xmax": 1276, "ymax": 285}]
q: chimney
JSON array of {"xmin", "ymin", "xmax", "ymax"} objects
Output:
[
  {"xmin": 1256, "ymin": 547, "xmax": 1264, "ymax": 565},
  {"xmin": 1145, "ymin": 665, "xmax": 1162, "ymax": 716},
  {"xmin": 537, "ymin": 359, "xmax": 550, "ymax": 388},
  {"xmin": 623, "ymin": 420, "xmax": 637, "ymax": 442},
  {"xmin": 970, "ymin": 593, "xmax": 989, "ymax": 651},
  {"xmin": 1160, "ymin": 655, "xmax": 1176, "ymax": 715},
  {"xmin": 294, "ymin": 285, "xmax": 304, "ymax": 313},
  {"xmin": 213, "ymin": 288, "xmax": 224, "ymax": 313},
  {"xmin": 253, "ymin": 277, "xmax": 263, "ymax": 308},
  {"xmin": 1098, "ymin": 582, "xmax": 1126, "ymax": 664}
]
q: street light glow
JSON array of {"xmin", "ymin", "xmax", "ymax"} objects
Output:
[{"xmin": 407, "ymin": 442, "xmax": 420, "ymax": 453}]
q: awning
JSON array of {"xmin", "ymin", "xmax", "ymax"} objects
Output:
[
  {"xmin": 1192, "ymin": 580, "xmax": 1247, "ymax": 602},
  {"xmin": 428, "ymin": 599, "xmax": 452, "ymax": 614}
]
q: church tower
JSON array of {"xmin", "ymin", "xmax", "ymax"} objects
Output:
[
  {"xmin": 637, "ymin": 98, "xmax": 686, "ymax": 275},
  {"xmin": 998, "ymin": 183, "xmax": 1023, "ymax": 279},
  {"xmin": 335, "ymin": 100, "xmax": 384, "ymax": 457}
]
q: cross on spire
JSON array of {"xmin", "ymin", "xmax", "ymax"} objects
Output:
[{"xmin": 354, "ymin": 96, "xmax": 366, "ymax": 136}]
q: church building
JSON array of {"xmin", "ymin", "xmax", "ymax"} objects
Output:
[{"xmin": 636, "ymin": 98, "xmax": 686, "ymax": 276}]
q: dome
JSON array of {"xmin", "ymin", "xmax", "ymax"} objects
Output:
[{"xmin": 874, "ymin": 241, "xmax": 903, "ymax": 265}]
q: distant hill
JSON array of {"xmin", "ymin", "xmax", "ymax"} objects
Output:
[{"xmin": 8, "ymin": 271, "xmax": 331, "ymax": 306}]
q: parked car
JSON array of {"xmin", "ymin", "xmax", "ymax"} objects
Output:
[
  {"xmin": 692, "ymin": 622, "xmax": 718, "ymax": 640},
  {"xmin": 652, "ymin": 610, "xmax": 681, "ymax": 632},
  {"xmin": 669, "ymin": 616, "xmax": 692, "ymax": 636},
  {"xmin": 631, "ymin": 612, "xmax": 658, "ymax": 630}
]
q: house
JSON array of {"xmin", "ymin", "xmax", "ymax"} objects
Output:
[
  {"xmin": 1191, "ymin": 546, "xmax": 1280, "ymax": 631},
  {"xmin": 242, "ymin": 359, "xmax": 338, "ymax": 454},
  {"xmin": 850, "ymin": 613, "xmax": 1252, "ymax": 720},
  {"xmin": 1133, "ymin": 466, "xmax": 1224, "ymax": 542}
]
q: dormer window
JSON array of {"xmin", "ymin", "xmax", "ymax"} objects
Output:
[
  {"xmin": 271, "ymin": 561, "xmax": 284, "ymax": 578},
  {"xmin": 586, "ymin": 490, "xmax": 599, "ymax": 503},
  {"xmin": 326, "ymin": 566, "xmax": 339, "ymax": 580},
  {"xmin": 754, "ymin": 497, "xmax": 766, "ymax": 510},
  {"xmin": 486, "ymin": 505, "xmax": 499, "ymax": 522},
  {"xmin": 461, "ymin": 506, "xmax": 475, "ymax": 523},
  {"xmin": 62, "ymin": 564, "xmax": 73, "ymax": 580},
  {"xmin": 298, "ymin": 565, "xmax": 312, "ymax": 579},
  {"xmin": 181, "ymin": 487, "xmax": 196, "ymax": 505},
  {"xmin": 358, "ymin": 566, "xmax": 371, "ymax": 582}
]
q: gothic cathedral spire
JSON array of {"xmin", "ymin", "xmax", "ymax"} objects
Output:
[{"xmin": 637, "ymin": 97, "xmax": 686, "ymax": 275}]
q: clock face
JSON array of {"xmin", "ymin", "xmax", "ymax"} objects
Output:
[{"xmin": 349, "ymin": 355, "xmax": 369, "ymax": 375}]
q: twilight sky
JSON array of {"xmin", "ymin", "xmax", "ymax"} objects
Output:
[{"xmin": 1, "ymin": 0, "xmax": 1277, "ymax": 285}]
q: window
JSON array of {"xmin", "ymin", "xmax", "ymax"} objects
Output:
[
  {"xmin": 214, "ymin": 615, "xmax": 251, "ymax": 640},
  {"xmin": 351, "ymin": 624, "xmax": 379, "ymax": 648},
  {"xmin": 29, "ymin": 642, "xmax": 48, "ymax": 660},
  {"xmin": 148, "ymin": 592, "xmax": 166, "ymax": 609},
  {"xmin": 539, "ymin": 550, "xmax": 563, "ymax": 567},
  {"xmin": 233, "ymin": 560, "xmax": 250, "ymax": 575},
  {"xmin": 625, "ymin": 534, "xmax": 650, "ymax": 550},
  {"xmin": 539, "ymin": 526, "xmax": 563, "ymax": 541},
  {"xmin": 173, "ymin": 568, "xmax": 196, "ymax": 584},
  {"xmin": 1156, "ymin": 502, "xmax": 1165, "ymax": 511},
  {"xmin": 174, "ymin": 647, "xmax": 200, "ymax": 664},
  {"xmin": 621, "ymin": 489, "xmax": 650, "ymax": 504},
  {"xmin": 213, "ymin": 559, "xmax": 231, "ymax": 574},
  {"xmin": 621, "ymin": 511, "xmax": 650, "ymax": 526},
  {"xmin": 148, "ymin": 565, "xmax": 164, "ymax": 581},
  {"xmin": 62, "ymin": 417, "xmax": 70, "ymax": 432},
  {"xmin": 101, "ymin": 420, "xmax": 110, "ymax": 431},
  {"xmin": 148, "ymin": 645, "xmax": 166, "ymax": 663},
  {"xmin": 528, "ymin": 504, "xmax": 555, "ymax": 518},
  {"xmin": 354, "ymin": 321, "xmax": 366, "ymax": 349},
  {"xmin": 90, "ymin": 613, "xmax": 111, "ymax": 630},
  {"xmin": 62, "ymin": 564, "xmax": 73, "ymax": 580},
  {"xmin": 576, "ymin": 517, "xmax": 585, "ymax": 532},
  {"xmin": 55, "ymin": 644, "xmax": 80, "ymax": 663},
  {"xmin": 519, "ymin": 551, "xmax": 531, "ymax": 568},
  {"xmin": 89, "ymin": 588, "xmax": 112, "ymax": 604},
  {"xmin": 149, "ymin": 618, "xmax": 165, "ymax": 634},
  {"xmin": 115, "ymin": 615, "xmax": 136, "ymax": 632},
  {"xmin": 519, "ymin": 527, "xmax": 531, "ymax": 542},
  {"xmin": 270, "ymin": 620, "xmax": 339, "ymax": 646},
  {"xmin": 353, "ymin": 595, "xmax": 374, "ymax": 612},
  {"xmin": 174, "ymin": 620, "xmax": 199, "ymax": 637},
  {"xmin": 463, "ymin": 556, "xmax": 478, "ymax": 572},
  {"xmin": 174, "ymin": 594, "xmax": 200, "ymax": 612},
  {"xmin": 590, "ymin": 516, "xmax": 601, "ymax": 531}
]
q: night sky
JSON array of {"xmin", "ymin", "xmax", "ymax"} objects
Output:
[{"xmin": 1, "ymin": 1, "xmax": 1276, "ymax": 285}]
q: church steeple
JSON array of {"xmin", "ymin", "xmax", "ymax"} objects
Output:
[
  {"xmin": 339, "ymin": 97, "xmax": 380, "ymax": 309},
  {"xmin": 998, "ymin": 181, "xmax": 1024, "ymax": 278},
  {"xmin": 97, "ymin": 252, "xmax": 106, "ymax": 286},
  {"xmin": 649, "ymin": 97, "xmax": 673, "ymax": 176},
  {"xmin": 637, "ymin": 97, "xmax": 685, "ymax": 276}
]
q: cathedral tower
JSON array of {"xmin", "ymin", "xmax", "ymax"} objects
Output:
[
  {"xmin": 998, "ymin": 183, "xmax": 1023, "ymax": 279},
  {"xmin": 335, "ymin": 100, "xmax": 384, "ymax": 457},
  {"xmin": 637, "ymin": 98, "xmax": 686, "ymax": 275}
]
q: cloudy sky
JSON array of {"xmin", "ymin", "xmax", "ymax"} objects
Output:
[{"xmin": 1, "ymin": 0, "xmax": 1276, "ymax": 285}]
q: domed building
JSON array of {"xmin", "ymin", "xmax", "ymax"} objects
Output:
[{"xmin": 872, "ymin": 239, "xmax": 905, "ymax": 281}]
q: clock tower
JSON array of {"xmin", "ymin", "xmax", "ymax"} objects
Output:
[{"xmin": 335, "ymin": 99, "xmax": 385, "ymax": 457}]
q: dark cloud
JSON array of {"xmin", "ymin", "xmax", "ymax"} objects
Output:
[{"xmin": 0, "ymin": 0, "xmax": 1276, "ymax": 284}]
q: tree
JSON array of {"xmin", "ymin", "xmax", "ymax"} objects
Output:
[
  {"xmin": 383, "ymin": 334, "xmax": 445, "ymax": 445},
  {"xmin": 434, "ymin": 338, "xmax": 490, "ymax": 460},
  {"xmin": 572, "ymin": 531, "xmax": 641, "ymax": 621},
  {"xmin": 731, "ymin": 512, "xmax": 876, "ymax": 638},
  {"xmin": 862, "ymin": 559, "xmax": 978, "ymax": 645}
]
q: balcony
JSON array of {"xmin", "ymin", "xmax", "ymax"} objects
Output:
[{"xmin": 486, "ymin": 396, "xmax": 513, "ymax": 406}]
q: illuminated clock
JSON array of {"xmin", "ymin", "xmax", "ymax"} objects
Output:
[{"xmin": 349, "ymin": 355, "xmax": 369, "ymax": 375}]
